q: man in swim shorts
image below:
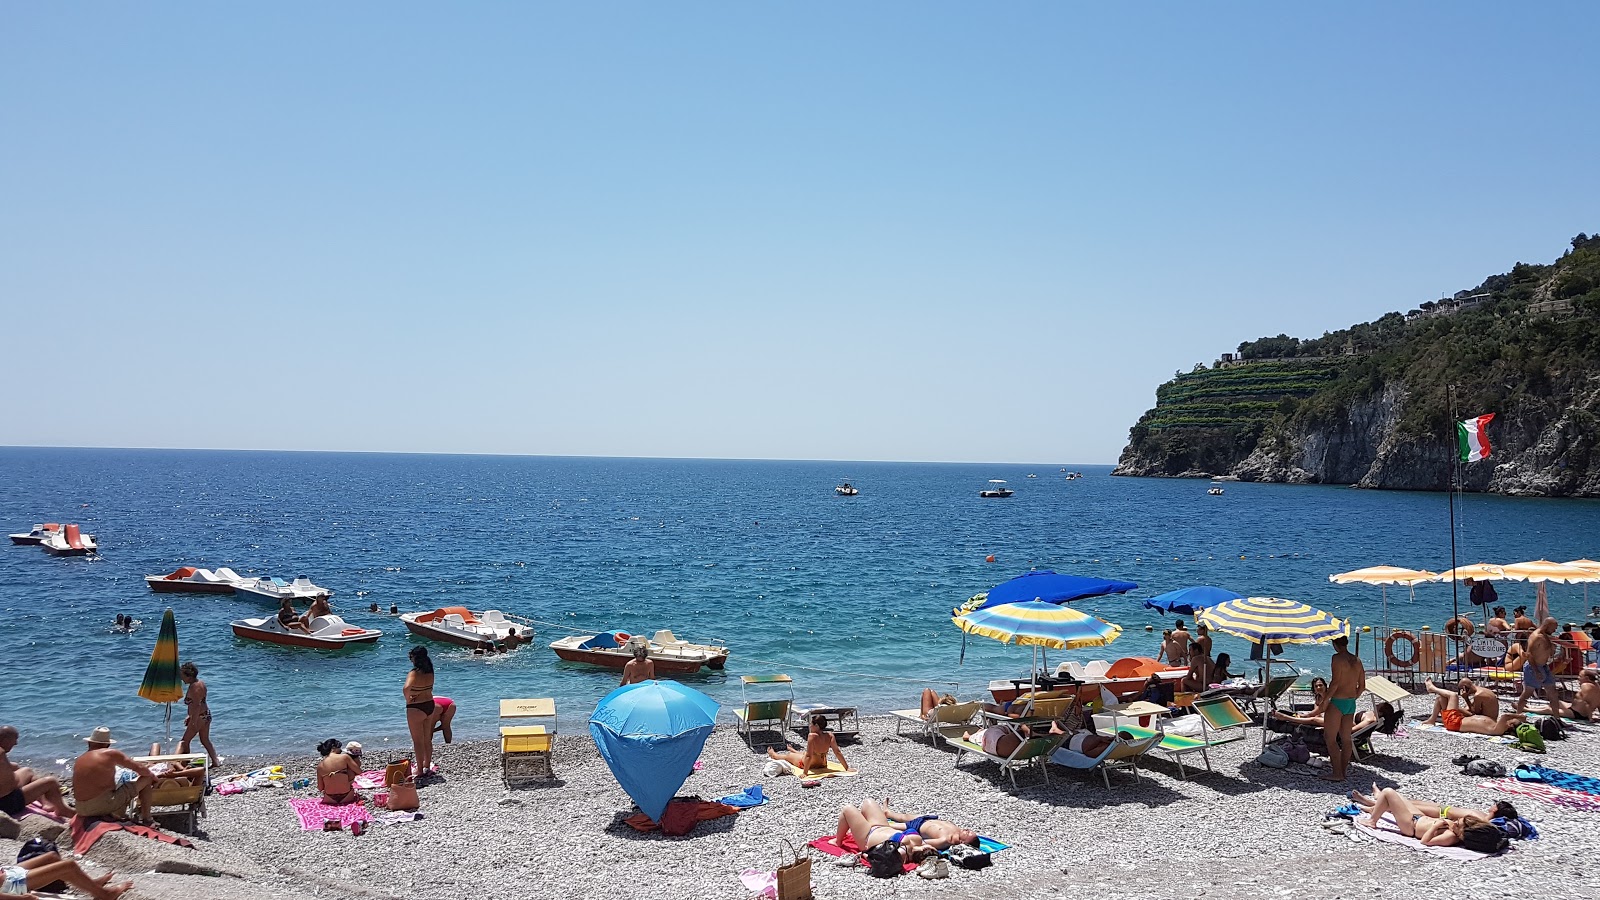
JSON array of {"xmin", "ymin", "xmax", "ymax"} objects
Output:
[
  {"xmin": 1516, "ymin": 618, "xmax": 1566, "ymax": 717},
  {"xmin": 1324, "ymin": 634, "xmax": 1364, "ymax": 782},
  {"xmin": 0, "ymin": 725, "xmax": 74, "ymax": 819},
  {"xmin": 1421, "ymin": 679, "xmax": 1525, "ymax": 735},
  {"xmin": 72, "ymin": 728, "xmax": 156, "ymax": 822}
]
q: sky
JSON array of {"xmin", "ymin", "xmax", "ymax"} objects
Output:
[{"xmin": 3, "ymin": 4, "xmax": 1596, "ymax": 464}]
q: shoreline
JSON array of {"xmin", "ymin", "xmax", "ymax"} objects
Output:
[{"xmin": 16, "ymin": 697, "xmax": 1599, "ymax": 900}]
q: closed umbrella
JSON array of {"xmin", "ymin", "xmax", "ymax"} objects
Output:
[
  {"xmin": 138, "ymin": 608, "xmax": 184, "ymax": 743},
  {"xmin": 589, "ymin": 680, "xmax": 719, "ymax": 823},
  {"xmin": 952, "ymin": 600, "xmax": 1122, "ymax": 691},
  {"xmin": 1329, "ymin": 566, "xmax": 1438, "ymax": 632}
]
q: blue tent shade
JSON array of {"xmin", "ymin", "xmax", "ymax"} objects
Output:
[
  {"xmin": 1142, "ymin": 585, "xmax": 1244, "ymax": 616},
  {"xmin": 964, "ymin": 570, "xmax": 1138, "ymax": 614},
  {"xmin": 589, "ymin": 680, "xmax": 719, "ymax": 823}
]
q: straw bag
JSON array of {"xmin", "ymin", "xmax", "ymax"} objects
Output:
[
  {"xmin": 381, "ymin": 760, "xmax": 419, "ymax": 811},
  {"xmin": 775, "ymin": 839, "xmax": 812, "ymax": 900}
]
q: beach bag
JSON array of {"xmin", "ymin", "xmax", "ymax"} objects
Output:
[
  {"xmin": 17, "ymin": 838, "xmax": 65, "ymax": 892},
  {"xmin": 1257, "ymin": 743, "xmax": 1289, "ymax": 768},
  {"xmin": 948, "ymin": 843, "xmax": 993, "ymax": 870},
  {"xmin": 1513, "ymin": 724, "xmax": 1546, "ymax": 754},
  {"xmin": 775, "ymin": 839, "xmax": 813, "ymax": 900},
  {"xmin": 1284, "ymin": 734, "xmax": 1311, "ymax": 764},
  {"xmin": 1464, "ymin": 759, "xmax": 1507, "ymax": 778},
  {"xmin": 1536, "ymin": 717, "xmax": 1566, "ymax": 741},
  {"xmin": 380, "ymin": 761, "xmax": 419, "ymax": 811}
]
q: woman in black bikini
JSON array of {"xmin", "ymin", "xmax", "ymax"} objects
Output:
[
  {"xmin": 404, "ymin": 646, "xmax": 437, "ymax": 777},
  {"xmin": 177, "ymin": 662, "xmax": 221, "ymax": 766}
]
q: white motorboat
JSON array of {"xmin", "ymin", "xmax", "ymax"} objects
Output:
[
  {"xmin": 550, "ymin": 629, "xmax": 729, "ymax": 673},
  {"xmin": 40, "ymin": 524, "xmax": 97, "ymax": 556},
  {"xmin": 232, "ymin": 575, "xmax": 332, "ymax": 603},
  {"xmin": 835, "ymin": 482, "xmax": 859, "ymax": 496},
  {"xmin": 979, "ymin": 479, "xmax": 1014, "ymax": 498},
  {"xmin": 400, "ymin": 607, "xmax": 533, "ymax": 648},
  {"xmin": 1207, "ymin": 487, "xmax": 1225, "ymax": 496},
  {"xmin": 145, "ymin": 566, "xmax": 245, "ymax": 594},
  {"xmin": 231, "ymin": 614, "xmax": 380, "ymax": 648},
  {"xmin": 9, "ymin": 523, "xmax": 61, "ymax": 546}
]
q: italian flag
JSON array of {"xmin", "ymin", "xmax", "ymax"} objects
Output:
[{"xmin": 1457, "ymin": 413, "xmax": 1495, "ymax": 462}]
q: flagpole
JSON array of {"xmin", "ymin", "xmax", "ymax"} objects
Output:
[{"xmin": 1448, "ymin": 383, "xmax": 1461, "ymax": 634}]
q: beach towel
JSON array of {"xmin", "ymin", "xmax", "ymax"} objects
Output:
[
  {"xmin": 716, "ymin": 785, "xmax": 767, "ymax": 808},
  {"xmin": 1408, "ymin": 723, "xmax": 1516, "ymax": 744},
  {"xmin": 781, "ymin": 760, "xmax": 858, "ymax": 779},
  {"xmin": 354, "ymin": 769, "xmax": 388, "ymax": 791},
  {"xmin": 1514, "ymin": 764, "xmax": 1600, "ymax": 796},
  {"xmin": 287, "ymin": 797, "xmax": 375, "ymax": 831},
  {"xmin": 739, "ymin": 869, "xmax": 779, "ymax": 898},
  {"xmin": 623, "ymin": 798, "xmax": 739, "ymax": 835},
  {"xmin": 24, "ymin": 802, "xmax": 68, "ymax": 823},
  {"xmin": 70, "ymin": 816, "xmax": 194, "ymax": 854},
  {"xmin": 1351, "ymin": 814, "xmax": 1499, "ymax": 860},
  {"xmin": 1484, "ymin": 779, "xmax": 1600, "ymax": 813},
  {"xmin": 808, "ymin": 832, "xmax": 1010, "ymax": 867}
]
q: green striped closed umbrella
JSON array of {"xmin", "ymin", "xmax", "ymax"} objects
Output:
[
  {"xmin": 1197, "ymin": 596, "xmax": 1347, "ymax": 645},
  {"xmin": 139, "ymin": 609, "xmax": 183, "ymax": 741}
]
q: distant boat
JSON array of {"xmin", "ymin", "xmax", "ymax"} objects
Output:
[
  {"xmin": 980, "ymin": 479, "xmax": 1014, "ymax": 498},
  {"xmin": 1207, "ymin": 487, "xmax": 1225, "ymax": 496},
  {"xmin": 232, "ymin": 614, "xmax": 381, "ymax": 648},
  {"xmin": 1064, "ymin": 472, "xmax": 1083, "ymax": 480},
  {"xmin": 1026, "ymin": 474, "xmax": 1038, "ymax": 479},
  {"xmin": 835, "ymin": 482, "xmax": 859, "ymax": 496},
  {"xmin": 232, "ymin": 575, "xmax": 332, "ymax": 603},
  {"xmin": 145, "ymin": 566, "xmax": 245, "ymax": 594},
  {"xmin": 40, "ymin": 524, "xmax": 96, "ymax": 556},
  {"xmin": 8, "ymin": 523, "xmax": 61, "ymax": 546}
]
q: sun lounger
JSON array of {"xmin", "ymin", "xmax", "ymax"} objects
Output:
[
  {"xmin": 950, "ymin": 731, "xmax": 1067, "ymax": 788},
  {"xmin": 501, "ymin": 725, "xmax": 553, "ymax": 786},
  {"xmin": 1050, "ymin": 732, "xmax": 1161, "ymax": 788},
  {"xmin": 1224, "ymin": 674, "xmax": 1298, "ymax": 717},
  {"xmin": 1364, "ymin": 674, "xmax": 1412, "ymax": 706},
  {"xmin": 1194, "ymin": 694, "xmax": 1252, "ymax": 742},
  {"xmin": 1115, "ymin": 724, "xmax": 1234, "ymax": 779},
  {"xmin": 891, "ymin": 701, "xmax": 981, "ymax": 745},
  {"xmin": 131, "ymin": 753, "xmax": 209, "ymax": 832},
  {"xmin": 734, "ymin": 675, "xmax": 794, "ymax": 747},
  {"xmin": 789, "ymin": 703, "xmax": 859, "ymax": 740}
]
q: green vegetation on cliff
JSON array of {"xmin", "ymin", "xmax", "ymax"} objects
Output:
[{"xmin": 1118, "ymin": 233, "xmax": 1600, "ymax": 479}]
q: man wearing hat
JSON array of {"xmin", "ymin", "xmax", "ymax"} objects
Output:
[{"xmin": 71, "ymin": 727, "xmax": 156, "ymax": 822}]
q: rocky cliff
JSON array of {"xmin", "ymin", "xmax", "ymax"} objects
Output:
[{"xmin": 1114, "ymin": 235, "xmax": 1600, "ymax": 497}]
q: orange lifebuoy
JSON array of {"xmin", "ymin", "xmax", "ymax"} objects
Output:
[
  {"xmin": 1385, "ymin": 631, "xmax": 1419, "ymax": 668},
  {"xmin": 615, "ymin": 632, "xmax": 631, "ymax": 643}
]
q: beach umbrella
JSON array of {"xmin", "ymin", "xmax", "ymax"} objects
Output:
[
  {"xmin": 1500, "ymin": 560, "xmax": 1600, "ymax": 623},
  {"xmin": 138, "ymin": 608, "xmax": 184, "ymax": 742},
  {"xmin": 953, "ymin": 600, "xmax": 1122, "ymax": 689},
  {"xmin": 957, "ymin": 570, "xmax": 1138, "ymax": 616},
  {"xmin": 1197, "ymin": 597, "xmax": 1347, "ymax": 646},
  {"xmin": 589, "ymin": 680, "xmax": 719, "ymax": 823},
  {"xmin": 1564, "ymin": 560, "xmax": 1600, "ymax": 606},
  {"xmin": 1433, "ymin": 562, "xmax": 1508, "ymax": 582},
  {"xmin": 1142, "ymin": 585, "xmax": 1244, "ymax": 616},
  {"xmin": 1328, "ymin": 566, "xmax": 1438, "ymax": 632}
]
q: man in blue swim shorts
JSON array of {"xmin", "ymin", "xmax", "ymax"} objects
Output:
[{"xmin": 1515, "ymin": 618, "xmax": 1568, "ymax": 717}]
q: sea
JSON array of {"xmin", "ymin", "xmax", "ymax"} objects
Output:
[{"xmin": 4, "ymin": 447, "xmax": 1599, "ymax": 764}]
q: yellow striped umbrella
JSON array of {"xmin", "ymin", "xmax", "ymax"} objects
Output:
[
  {"xmin": 1197, "ymin": 597, "xmax": 1347, "ymax": 645},
  {"xmin": 1499, "ymin": 560, "xmax": 1600, "ymax": 584},
  {"xmin": 953, "ymin": 600, "xmax": 1121, "ymax": 688},
  {"xmin": 139, "ymin": 609, "xmax": 183, "ymax": 739},
  {"xmin": 1329, "ymin": 566, "xmax": 1437, "ymax": 632}
]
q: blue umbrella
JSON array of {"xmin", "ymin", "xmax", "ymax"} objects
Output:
[
  {"xmin": 589, "ymin": 680, "xmax": 719, "ymax": 823},
  {"xmin": 1143, "ymin": 585, "xmax": 1244, "ymax": 616},
  {"xmin": 957, "ymin": 570, "xmax": 1138, "ymax": 615}
]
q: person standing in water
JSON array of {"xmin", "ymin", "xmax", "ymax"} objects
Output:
[{"xmin": 620, "ymin": 642, "xmax": 656, "ymax": 686}]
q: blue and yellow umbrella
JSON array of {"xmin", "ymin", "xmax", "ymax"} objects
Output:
[
  {"xmin": 953, "ymin": 600, "xmax": 1123, "ymax": 649},
  {"xmin": 1197, "ymin": 596, "xmax": 1347, "ymax": 645}
]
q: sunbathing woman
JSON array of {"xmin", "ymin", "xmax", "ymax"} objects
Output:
[
  {"xmin": 1419, "ymin": 679, "xmax": 1526, "ymax": 735},
  {"xmin": 1353, "ymin": 785, "xmax": 1510, "ymax": 851},
  {"xmin": 767, "ymin": 715, "xmax": 849, "ymax": 774},
  {"xmin": 918, "ymin": 689, "xmax": 958, "ymax": 719},
  {"xmin": 1270, "ymin": 677, "xmax": 1329, "ymax": 726},
  {"xmin": 834, "ymin": 800, "xmax": 936, "ymax": 877},
  {"xmin": 315, "ymin": 739, "xmax": 361, "ymax": 805}
]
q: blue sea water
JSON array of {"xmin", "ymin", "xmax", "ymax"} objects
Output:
[{"xmin": 4, "ymin": 447, "xmax": 1599, "ymax": 762}]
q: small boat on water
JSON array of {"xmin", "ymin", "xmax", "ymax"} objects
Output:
[
  {"xmin": 231, "ymin": 614, "xmax": 380, "ymax": 648},
  {"xmin": 40, "ymin": 524, "xmax": 96, "ymax": 556},
  {"xmin": 1064, "ymin": 471, "xmax": 1084, "ymax": 480},
  {"xmin": 232, "ymin": 575, "xmax": 332, "ymax": 603},
  {"xmin": 550, "ymin": 630, "xmax": 729, "ymax": 673},
  {"xmin": 400, "ymin": 607, "xmax": 533, "ymax": 648},
  {"xmin": 1207, "ymin": 487, "xmax": 1225, "ymax": 496},
  {"xmin": 979, "ymin": 479, "xmax": 1014, "ymax": 498},
  {"xmin": 1026, "ymin": 474, "xmax": 1038, "ymax": 479},
  {"xmin": 835, "ymin": 482, "xmax": 859, "ymax": 496},
  {"xmin": 9, "ymin": 524, "xmax": 61, "ymax": 546},
  {"xmin": 145, "ymin": 566, "xmax": 245, "ymax": 594}
]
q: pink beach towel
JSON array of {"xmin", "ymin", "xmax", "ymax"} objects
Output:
[
  {"xmin": 1484, "ymin": 779, "xmax": 1600, "ymax": 813},
  {"xmin": 1352, "ymin": 815, "xmax": 1499, "ymax": 860},
  {"xmin": 808, "ymin": 835, "xmax": 916, "ymax": 873},
  {"xmin": 25, "ymin": 802, "xmax": 68, "ymax": 823},
  {"xmin": 288, "ymin": 797, "xmax": 375, "ymax": 831},
  {"xmin": 354, "ymin": 769, "xmax": 387, "ymax": 791}
]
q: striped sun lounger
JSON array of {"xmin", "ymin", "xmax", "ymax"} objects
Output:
[{"xmin": 1116, "ymin": 725, "xmax": 1237, "ymax": 778}]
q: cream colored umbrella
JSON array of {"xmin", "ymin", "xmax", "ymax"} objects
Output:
[
  {"xmin": 1433, "ymin": 562, "xmax": 1508, "ymax": 582},
  {"xmin": 1565, "ymin": 560, "xmax": 1600, "ymax": 608},
  {"xmin": 1329, "ymin": 566, "xmax": 1438, "ymax": 632},
  {"xmin": 1501, "ymin": 560, "xmax": 1600, "ymax": 622}
]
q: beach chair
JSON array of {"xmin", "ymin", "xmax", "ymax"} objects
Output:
[
  {"xmin": 1116, "ymin": 724, "xmax": 1233, "ymax": 779},
  {"xmin": 501, "ymin": 725, "xmax": 553, "ymax": 786},
  {"xmin": 734, "ymin": 675, "xmax": 794, "ymax": 747},
  {"xmin": 891, "ymin": 701, "xmax": 980, "ymax": 746},
  {"xmin": 1364, "ymin": 675, "xmax": 1412, "ymax": 706},
  {"xmin": 950, "ymin": 730, "xmax": 1066, "ymax": 788},
  {"xmin": 1229, "ymin": 674, "xmax": 1298, "ymax": 718},
  {"xmin": 1050, "ymin": 732, "xmax": 1161, "ymax": 788},
  {"xmin": 131, "ymin": 753, "xmax": 208, "ymax": 832}
]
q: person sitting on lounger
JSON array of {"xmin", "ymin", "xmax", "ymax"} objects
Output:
[
  {"xmin": 1212, "ymin": 652, "xmax": 1235, "ymax": 683},
  {"xmin": 277, "ymin": 598, "xmax": 311, "ymax": 634},
  {"xmin": 315, "ymin": 739, "xmax": 362, "ymax": 805},
  {"xmin": 918, "ymin": 689, "xmax": 959, "ymax": 719},
  {"xmin": 1504, "ymin": 638, "xmax": 1528, "ymax": 671},
  {"xmin": 1352, "ymin": 785, "xmax": 1513, "ymax": 851},
  {"xmin": 834, "ymin": 800, "xmax": 936, "ymax": 877},
  {"xmin": 72, "ymin": 728, "xmax": 155, "ymax": 822},
  {"xmin": 1564, "ymin": 668, "xmax": 1600, "ymax": 723},
  {"xmin": 2, "ymin": 844, "xmax": 133, "ymax": 899},
  {"xmin": 1270, "ymin": 678, "xmax": 1330, "ymax": 726},
  {"xmin": 767, "ymin": 715, "xmax": 849, "ymax": 774},
  {"xmin": 0, "ymin": 725, "xmax": 74, "ymax": 820},
  {"xmin": 1420, "ymin": 678, "xmax": 1526, "ymax": 734}
]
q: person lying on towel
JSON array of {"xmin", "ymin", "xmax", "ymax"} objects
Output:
[
  {"xmin": 1351, "ymin": 785, "xmax": 1512, "ymax": 851},
  {"xmin": 766, "ymin": 715, "xmax": 850, "ymax": 774},
  {"xmin": 835, "ymin": 800, "xmax": 938, "ymax": 877}
]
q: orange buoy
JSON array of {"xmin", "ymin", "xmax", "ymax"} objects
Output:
[{"xmin": 985, "ymin": 554, "xmax": 996, "ymax": 563}]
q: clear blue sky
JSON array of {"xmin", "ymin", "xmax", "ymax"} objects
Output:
[{"xmin": 3, "ymin": 4, "xmax": 1595, "ymax": 463}]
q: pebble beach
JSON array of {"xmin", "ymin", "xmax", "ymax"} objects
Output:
[{"xmin": 12, "ymin": 693, "xmax": 1600, "ymax": 900}]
